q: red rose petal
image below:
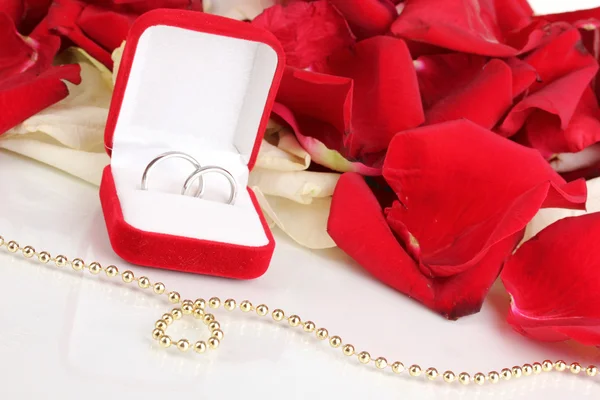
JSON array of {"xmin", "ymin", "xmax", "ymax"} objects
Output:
[
  {"xmin": 276, "ymin": 66, "xmax": 352, "ymax": 143},
  {"xmin": 382, "ymin": 120, "xmax": 586, "ymax": 277},
  {"xmin": 78, "ymin": 4, "xmax": 136, "ymax": 53},
  {"xmin": 391, "ymin": 0, "xmax": 535, "ymax": 56},
  {"xmin": 502, "ymin": 213, "xmax": 600, "ymax": 346},
  {"xmin": 46, "ymin": 0, "xmax": 203, "ymax": 69},
  {"xmin": 253, "ymin": 0, "xmax": 354, "ymax": 69},
  {"xmin": 328, "ymin": 0, "xmax": 398, "ymax": 39},
  {"xmin": 414, "ymin": 53, "xmax": 488, "ymax": 108},
  {"xmin": 0, "ymin": 63, "xmax": 82, "ymax": 134},
  {"xmin": 523, "ymin": 87, "xmax": 600, "ymax": 155},
  {"xmin": 316, "ymin": 36, "xmax": 424, "ymax": 158},
  {"xmin": 90, "ymin": 0, "xmax": 203, "ymax": 13},
  {"xmin": 46, "ymin": 0, "xmax": 115, "ymax": 68},
  {"xmin": 505, "ymin": 57, "xmax": 537, "ymax": 98},
  {"xmin": 424, "ymin": 59, "xmax": 514, "ymax": 129},
  {"xmin": 272, "ymin": 68, "xmax": 383, "ymax": 175},
  {"xmin": 0, "ymin": 12, "xmax": 81, "ymax": 134},
  {"xmin": 0, "ymin": 2, "xmax": 23, "ymax": 27},
  {"xmin": 499, "ymin": 29, "xmax": 599, "ymax": 137},
  {"xmin": 328, "ymin": 172, "xmax": 522, "ymax": 319},
  {"xmin": 0, "ymin": 12, "xmax": 36, "ymax": 80}
]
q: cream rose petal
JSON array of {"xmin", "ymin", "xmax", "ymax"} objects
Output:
[
  {"xmin": 255, "ymin": 140, "xmax": 310, "ymax": 171},
  {"xmin": 248, "ymin": 168, "xmax": 340, "ymax": 204},
  {"xmin": 0, "ymin": 139, "xmax": 109, "ymax": 185},
  {"xmin": 111, "ymin": 41, "xmax": 126, "ymax": 86},
  {"xmin": 523, "ymin": 177, "xmax": 600, "ymax": 241},
  {"xmin": 252, "ymin": 187, "xmax": 336, "ymax": 249},
  {"xmin": 204, "ymin": 0, "xmax": 275, "ymax": 20}
]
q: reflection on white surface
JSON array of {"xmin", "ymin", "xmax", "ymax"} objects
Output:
[{"xmin": 0, "ymin": 150, "xmax": 599, "ymax": 399}]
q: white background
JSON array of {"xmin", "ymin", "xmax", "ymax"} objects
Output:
[
  {"xmin": 2, "ymin": 1, "xmax": 600, "ymax": 399},
  {"xmin": 530, "ymin": 0, "xmax": 599, "ymax": 14},
  {"xmin": 0, "ymin": 151, "xmax": 599, "ymax": 399}
]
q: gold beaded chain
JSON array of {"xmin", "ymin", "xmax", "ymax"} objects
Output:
[{"xmin": 1, "ymin": 235, "xmax": 598, "ymax": 386}]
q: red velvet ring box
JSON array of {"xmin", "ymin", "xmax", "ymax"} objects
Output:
[{"xmin": 99, "ymin": 10, "xmax": 285, "ymax": 279}]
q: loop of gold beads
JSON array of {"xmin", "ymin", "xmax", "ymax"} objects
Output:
[{"xmin": 1, "ymin": 235, "xmax": 598, "ymax": 386}]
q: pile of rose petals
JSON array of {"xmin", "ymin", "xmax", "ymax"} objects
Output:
[
  {"xmin": 2, "ymin": 0, "xmax": 600, "ymax": 347},
  {"xmin": 256, "ymin": 0, "xmax": 600, "ymax": 346}
]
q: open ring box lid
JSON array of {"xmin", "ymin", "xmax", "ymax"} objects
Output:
[{"xmin": 99, "ymin": 10, "xmax": 284, "ymax": 279}]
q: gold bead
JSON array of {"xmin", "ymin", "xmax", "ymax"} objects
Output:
[
  {"xmin": 586, "ymin": 365, "xmax": 597, "ymax": 376},
  {"xmin": 177, "ymin": 339, "xmax": 190, "ymax": 352},
  {"xmin": 155, "ymin": 320, "xmax": 167, "ymax": 330},
  {"xmin": 22, "ymin": 246, "xmax": 35, "ymax": 258},
  {"xmin": 212, "ymin": 329, "xmax": 224, "ymax": 340},
  {"xmin": 194, "ymin": 299, "xmax": 206, "ymax": 309},
  {"xmin": 532, "ymin": 363, "xmax": 543, "ymax": 374},
  {"xmin": 208, "ymin": 337, "xmax": 220, "ymax": 349},
  {"xmin": 488, "ymin": 371, "xmax": 499, "ymax": 383},
  {"xmin": 208, "ymin": 297, "xmax": 221, "ymax": 308},
  {"xmin": 303, "ymin": 321, "xmax": 316, "ymax": 332},
  {"xmin": 71, "ymin": 258, "xmax": 84, "ymax": 270},
  {"xmin": 168, "ymin": 291, "xmax": 180, "ymax": 304},
  {"xmin": 182, "ymin": 304, "xmax": 193, "ymax": 314},
  {"xmin": 240, "ymin": 300, "xmax": 252, "ymax": 312},
  {"xmin": 542, "ymin": 360, "xmax": 553, "ymax": 372},
  {"xmin": 512, "ymin": 366, "xmax": 522, "ymax": 378},
  {"xmin": 358, "ymin": 351, "xmax": 371, "ymax": 364},
  {"xmin": 162, "ymin": 314, "xmax": 173, "ymax": 325},
  {"xmin": 106, "ymin": 265, "xmax": 118, "ymax": 277},
  {"xmin": 474, "ymin": 373, "xmax": 485, "ymax": 385},
  {"xmin": 0, "ymin": 236, "xmax": 4, "ymax": 246},
  {"xmin": 570, "ymin": 362, "xmax": 582, "ymax": 374},
  {"xmin": 194, "ymin": 341, "xmax": 207, "ymax": 353},
  {"xmin": 55, "ymin": 255, "xmax": 67, "ymax": 267},
  {"xmin": 208, "ymin": 321, "xmax": 220, "ymax": 331},
  {"xmin": 193, "ymin": 308, "xmax": 205, "ymax": 319},
  {"xmin": 522, "ymin": 364, "xmax": 533, "ymax": 376},
  {"xmin": 329, "ymin": 336, "xmax": 342, "ymax": 348},
  {"xmin": 152, "ymin": 328, "xmax": 164, "ymax": 340},
  {"xmin": 171, "ymin": 308, "xmax": 183, "ymax": 320},
  {"xmin": 555, "ymin": 360, "xmax": 566, "ymax": 372},
  {"xmin": 443, "ymin": 371, "xmax": 456, "ymax": 383},
  {"xmin": 426, "ymin": 368, "xmax": 438, "ymax": 380},
  {"xmin": 500, "ymin": 368, "xmax": 512, "ymax": 380},
  {"xmin": 224, "ymin": 299, "xmax": 236, "ymax": 310},
  {"xmin": 392, "ymin": 362, "xmax": 405, "ymax": 374},
  {"xmin": 342, "ymin": 344, "xmax": 355, "ymax": 356},
  {"xmin": 375, "ymin": 358, "xmax": 388, "ymax": 369},
  {"xmin": 316, "ymin": 328, "xmax": 328, "ymax": 340},
  {"xmin": 203, "ymin": 313, "xmax": 215, "ymax": 324},
  {"xmin": 38, "ymin": 251, "xmax": 50, "ymax": 263},
  {"xmin": 122, "ymin": 270, "xmax": 134, "ymax": 283},
  {"xmin": 182, "ymin": 300, "xmax": 194, "ymax": 308},
  {"xmin": 256, "ymin": 304, "xmax": 268, "ymax": 316},
  {"xmin": 458, "ymin": 372, "xmax": 470, "ymax": 385},
  {"xmin": 159, "ymin": 335, "xmax": 172, "ymax": 348},
  {"xmin": 7, "ymin": 241, "xmax": 19, "ymax": 253},
  {"xmin": 89, "ymin": 262, "xmax": 102, "ymax": 274},
  {"xmin": 153, "ymin": 282, "xmax": 165, "ymax": 294},
  {"xmin": 272, "ymin": 309, "xmax": 285, "ymax": 321},
  {"xmin": 288, "ymin": 315, "xmax": 301, "ymax": 327},
  {"xmin": 138, "ymin": 276, "xmax": 150, "ymax": 288},
  {"xmin": 409, "ymin": 365, "xmax": 422, "ymax": 377}
]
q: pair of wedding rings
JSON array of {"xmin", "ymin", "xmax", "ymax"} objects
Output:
[{"xmin": 140, "ymin": 151, "xmax": 238, "ymax": 205}]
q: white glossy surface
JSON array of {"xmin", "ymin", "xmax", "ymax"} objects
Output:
[{"xmin": 0, "ymin": 151, "xmax": 598, "ymax": 399}]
